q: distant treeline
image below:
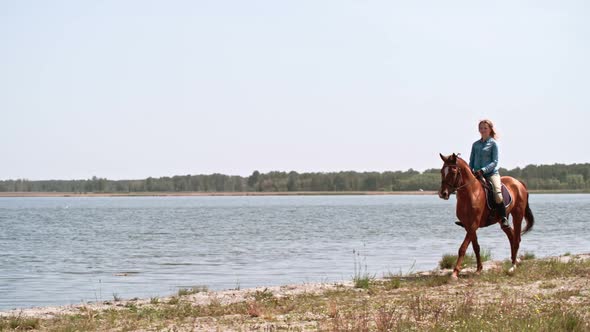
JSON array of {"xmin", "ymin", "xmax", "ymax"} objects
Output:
[{"xmin": 2, "ymin": 163, "xmax": 590, "ymax": 193}]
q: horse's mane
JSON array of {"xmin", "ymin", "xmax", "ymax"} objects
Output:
[
  {"xmin": 456, "ymin": 156, "xmax": 469, "ymax": 167},
  {"xmin": 449, "ymin": 154, "xmax": 470, "ymax": 170}
]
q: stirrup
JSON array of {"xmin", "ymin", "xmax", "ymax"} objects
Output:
[{"xmin": 500, "ymin": 217, "xmax": 510, "ymax": 228}]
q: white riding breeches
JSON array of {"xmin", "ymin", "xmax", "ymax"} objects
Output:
[{"xmin": 489, "ymin": 173, "xmax": 503, "ymax": 204}]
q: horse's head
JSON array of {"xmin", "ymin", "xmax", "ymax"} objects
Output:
[{"xmin": 438, "ymin": 153, "xmax": 463, "ymax": 200}]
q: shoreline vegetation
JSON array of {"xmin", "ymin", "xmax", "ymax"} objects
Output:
[
  {"xmin": 1, "ymin": 189, "xmax": 589, "ymax": 197},
  {"xmin": 0, "ymin": 190, "xmax": 438, "ymax": 197},
  {"xmin": 2, "ymin": 162, "xmax": 590, "ymax": 194},
  {"xmin": 1, "ymin": 253, "xmax": 589, "ymax": 331}
]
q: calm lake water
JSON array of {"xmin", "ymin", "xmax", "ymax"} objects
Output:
[{"xmin": 1, "ymin": 194, "xmax": 589, "ymax": 310}]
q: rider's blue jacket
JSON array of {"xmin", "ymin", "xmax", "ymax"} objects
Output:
[{"xmin": 469, "ymin": 137, "xmax": 499, "ymax": 176}]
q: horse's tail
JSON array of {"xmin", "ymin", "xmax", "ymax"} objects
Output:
[{"xmin": 520, "ymin": 181, "xmax": 535, "ymax": 235}]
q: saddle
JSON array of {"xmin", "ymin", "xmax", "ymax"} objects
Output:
[{"xmin": 479, "ymin": 177, "xmax": 512, "ymax": 227}]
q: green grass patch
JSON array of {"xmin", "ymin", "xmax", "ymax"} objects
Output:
[
  {"xmin": 352, "ymin": 248, "xmax": 375, "ymax": 289},
  {"xmin": 517, "ymin": 257, "xmax": 590, "ymax": 279},
  {"xmin": 539, "ymin": 281, "xmax": 557, "ymax": 289},
  {"xmin": 353, "ymin": 274, "xmax": 373, "ymax": 289},
  {"xmin": 177, "ymin": 286, "xmax": 208, "ymax": 296},
  {"xmin": 439, "ymin": 249, "xmax": 492, "ymax": 269},
  {"xmin": 0, "ymin": 316, "xmax": 40, "ymax": 330},
  {"xmin": 253, "ymin": 288, "xmax": 274, "ymax": 302},
  {"xmin": 382, "ymin": 277, "xmax": 402, "ymax": 290}
]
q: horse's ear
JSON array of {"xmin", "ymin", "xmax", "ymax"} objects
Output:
[
  {"xmin": 439, "ymin": 153, "xmax": 448, "ymax": 162},
  {"xmin": 449, "ymin": 153, "xmax": 457, "ymax": 162}
]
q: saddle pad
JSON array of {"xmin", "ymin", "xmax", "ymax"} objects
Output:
[{"xmin": 485, "ymin": 183, "xmax": 512, "ymax": 210}]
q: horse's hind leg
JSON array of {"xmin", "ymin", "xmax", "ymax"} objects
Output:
[
  {"xmin": 471, "ymin": 231, "xmax": 483, "ymax": 273},
  {"xmin": 501, "ymin": 223, "xmax": 518, "ymax": 273},
  {"xmin": 453, "ymin": 232, "xmax": 472, "ymax": 279},
  {"xmin": 511, "ymin": 208, "xmax": 524, "ymax": 267}
]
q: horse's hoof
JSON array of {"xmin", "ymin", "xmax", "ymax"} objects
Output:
[
  {"xmin": 516, "ymin": 257, "xmax": 522, "ymax": 265},
  {"xmin": 450, "ymin": 273, "xmax": 459, "ymax": 281},
  {"xmin": 508, "ymin": 265, "xmax": 517, "ymax": 275}
]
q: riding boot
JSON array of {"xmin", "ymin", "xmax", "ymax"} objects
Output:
[{"xmin": 497, "ymin": 202, "xmax": 509, "ymax": 228}]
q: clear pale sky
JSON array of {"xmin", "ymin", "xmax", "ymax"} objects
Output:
[{"xmin": 1, "ymin": 1, "xmax": 588, "ymax": 180}]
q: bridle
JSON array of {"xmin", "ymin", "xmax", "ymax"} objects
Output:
[{"xmin": 441, "ymin": 164, "xmax": 476, "ymax": 193}]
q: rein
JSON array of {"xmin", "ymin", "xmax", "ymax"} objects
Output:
[{"xmin": 442, "ymin": 164, "xmax": 477, "ymax": 193}]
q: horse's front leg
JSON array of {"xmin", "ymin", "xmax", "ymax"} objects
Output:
[{"xmin": 452, "ymin": 232, "xmax": 472, "ymax": 279}]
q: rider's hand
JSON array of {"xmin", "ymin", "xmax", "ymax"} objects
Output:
[{"xmin": 475, "ymin": 170, "xmax": 484, "ymax": 177}]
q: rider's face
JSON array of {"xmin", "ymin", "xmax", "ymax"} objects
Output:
[{"xmin": 479, "ymin": 123, "xmax": 491, "ymax": 139}]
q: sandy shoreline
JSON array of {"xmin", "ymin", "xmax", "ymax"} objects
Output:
[
  {"xmin": 0, "ymin": 266, "xmax": 467, "ymax": 319},
  {"xmin": 3, "ymin": 253, "xmax": 588, "ymax": 320},
  {"xmin": 0, "ymin": 281, "xmax": 355, "ymax": 319},
  {"xmin": 0, "ymin": 260, "xmax": 481, "ymax": 318},
  {"xmin": 0, "ymin": 191, "xmax": 437, "ymax": 197}
]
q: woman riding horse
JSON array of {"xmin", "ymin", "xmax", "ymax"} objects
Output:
[{"xmin": 438, "ymin": 120, "xmax": 534, "ymax": 278}]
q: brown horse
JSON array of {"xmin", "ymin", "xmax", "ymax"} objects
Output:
[{"xmin": 438, "ymin": 153, "xmax": 534, "ymax": 279}]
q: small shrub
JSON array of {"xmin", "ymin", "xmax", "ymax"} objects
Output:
[
  {"xmin": 439, "ymin": 250, "xmax": 492, "ymax": 269},
  {"xmin": 422, "ymin": 275, "xmax": 450, "ymax": 287},
  {"xmin": 352, "ymin": 248, "xmax": 374, "ymax": 289},
  {"xmin": 554, "ymin": 289, "xmax": 581, "ymax": 300},
  {"xmin": 125, "ymin": 303, "xmax": 138, "ymax": 312},
  {"xmin": 547, "ymin": 310, "xmax": 584, "ymax": 331},
  {"xmin": 354, "ymin": 275, "xmax": 372, "ymax": 289},
  {"xmin": 539, "ymin": 281, "xmax": 557, "ymax": 289},
  {"xmin": 439, "ymin": 254, "xmax": 456, "ymax": 269},
  {"xmin": 5, "ymin": 316, "xmax": 40, "ymax": 330},
  {"xmin": 384, "ymin": 277, "xmax": 402, "ymax": 290},
  {"xmin": 178, "ymin": 286, "xmax": 207, "ymax": 297},
  {"xmin": 561, "ymin": 312, "xmax": 583, "ymax": 331},
  {"xmin": 253, "ymin": 288, "xmax": 274, "ymax": 302},
  {"xmin": 521, "ymin": 251, "xmax": 536, "ymax": 260}
]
